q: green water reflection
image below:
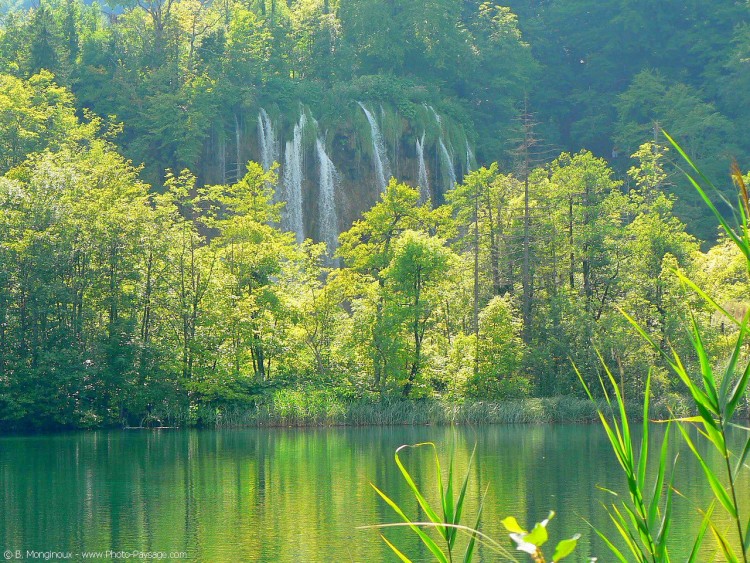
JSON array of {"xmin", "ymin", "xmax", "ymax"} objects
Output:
[{"xmin": 0, "ymin": 425, "xmax": 747, "ymax": 561}]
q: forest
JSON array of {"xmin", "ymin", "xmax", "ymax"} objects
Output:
[{"xmin": 1, "ymin": 0, "xmax": 749, "ymax": 429}]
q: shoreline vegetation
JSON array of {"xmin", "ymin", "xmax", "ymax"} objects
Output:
[
  {"xmin": 2, "ymin": 2, "xmax": 750, "ymax": 436},
  {"xmin": 154, "ymin": 392, "xmax": 705, "ymax": 429},
  {"xmin": 2, "ymin": 392, "xmax": 724, "ymax": 432}
]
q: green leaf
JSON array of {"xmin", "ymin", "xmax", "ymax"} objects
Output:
[
  {"xmin": 687, "ymin": 505, "xmax": 713, "ymax": 563},
  {"xmin": 370, "ymin": 482, "xmax": 449, "ymax": 563},
  {"xmin": 677, "ymin": 425, "xmax": 737, "ymax": 518},
  {"xmin": 727, "ymin": 360, "xmax": 750, "ymax": 421},
  {"xmin": 689, "ymin": 314, "xmax": 719, "ymax": 411},
  {"xmin": 453, "ymin": 444, "xmax": 476, "ymax": 545},
  {"xmin": 719, "ymin": 312, "xmax": 749, "ymax": 408},
  {"xmin": 552, "ymin": 534, "xmax": 580, "ymax": 562},
  {"xmin": 501, "ymin": 516, "xmax": 526, "ymax": 534},
  {"xmin": 673, "ymin": 270, "xmax": 741, "ymax": 328},
  {"xmin": 647, "ymin": 421, "xmax": 670, "ymax": 532},
  {"xmin": 664, "ymin": 130, "xmax": 749, "ymax": 260},
  {"xmin": 381, "ymin": 535, "xmax": 413, "ymax": 563},
  {"xmin": 709, "ymin": 520, "xmax": 741, "ymax": 563},
  {"xmin": 525, "ymin": 521, "xmax": 549, "ymax": 547},
  {"xmin": 463, "ymin": 484, "xmax": 487, "ymax": 563},
  {"xmin": 637, "ymin": 370, "xmax": 652, "ymax": 494},
  {"xmin": 734, "ymin": 435, "xmax": 750, "ymax": 479},
  {"xmin": 442, "ymin": 449, "xmax": 455, "ymax": 545},
  {"xmin": 394, "ymin": 444, "xmax": 444, "ymax": 528}
]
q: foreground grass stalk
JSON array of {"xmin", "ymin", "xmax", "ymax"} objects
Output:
[
  {"xmin": 365, "ymin": 442, "xmax": 580, "ymax": 562},
  {"xmin": 577, "ymin": 364, "xmax": 675, "ymax": 563}
]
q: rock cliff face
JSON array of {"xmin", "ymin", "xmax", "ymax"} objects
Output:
[{"xmin": 198, "ymin": 102, "xmax": 474, "ymax": 254}]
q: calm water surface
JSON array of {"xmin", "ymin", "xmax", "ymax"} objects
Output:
[{"xmin": 0, "ymin": 425, "xmax": 747, "ymax": 562}]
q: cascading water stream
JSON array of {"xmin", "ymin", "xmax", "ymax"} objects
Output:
[
  {"xmin": 357, "ymin": 102, "xmax": 391, "ymax": 192},
  {"xmin": 416, "ymin": 133, "xmax": 430, "ymax": 202},
  {"xmin": 258, "ymin": 108, "xmax": 279, "ymax": 172},
  {"xmin": 234, "ymin": 113, "xmax": 242, "ymax": 182},
  {"xmin": 282, "ymin": 113, "xmax": 307, "ymax": 243},
  {"xmin": 465, "ymin": 139, "xmax": 474, "ymax": 174},
  {"xmin": 427, "ymin": 105, "xmax": 457, "ymax": 193},
  {"xmin": 316, "ymin": 137, "xmax": 339, "ymax": 258},
  {"xmin": 438, "ymin": 137, "xmax": 457, "ymax": 190}
]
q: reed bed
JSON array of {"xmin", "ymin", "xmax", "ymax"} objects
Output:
[{"xmin": 149, "ymin": 391, "xmax": 704, "ymax": 428}]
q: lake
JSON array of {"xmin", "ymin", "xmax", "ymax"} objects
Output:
[{"xmin": 0, "ymin": 424, "xmax": 747, "ymax": 562}]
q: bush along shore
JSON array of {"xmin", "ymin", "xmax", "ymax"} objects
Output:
[{"xmin": 149, "ymin": 390, "xmax": 706, "ymax": 429}]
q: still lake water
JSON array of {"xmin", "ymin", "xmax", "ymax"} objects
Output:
[{"xmin": 0, "ymin": 424, "xmax": 747, "ymax": 562}]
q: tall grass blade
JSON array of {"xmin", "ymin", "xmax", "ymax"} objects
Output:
[
  {"xmin": 710, "ymin": 520, "xmax": 741, "ymax": 563},
  {"xmin": 719, "ymin": 312, "xmax": 750, "ymax": 408},
  {"xmin": 687, "ymin": 505, "xmax": 714, "ymax": 563},
  {"xmin": 727, "ymin": 360, "xmax": 750, "ymax": 421},
  {"xmin": 394, "ymin": 444, "xmax": 444, "ymax": 529},
  {"xmin": 689, "ymin": 314, "xmax": 719, "ymax": 410},
  {"xmin": 370, "ymin": 482, "xmax": 449, "ymax": 563},
  {"xmin": 381, "ymin": 535, "xmax": 412, "ymax": 563},
  {"xmin": 444, "ymin": 452, "xmax": 455, "ymax": 546},
  {"xmin": 462, "ymin": 485, "xmax": 487, "ymax": 563},
  {"xmin": 663, "ymin": 131, "xmax": 748, "ymax": 258},
  {"xmin": 453, "ymin": 444, "xmax": 476, "ymax": 547},
  {"xmin": 673, "ymin": 269, "xmax": 741, "ymax": 328},
  {"xmin": 676, "ymin": 424, "xmax": 737, "ymax": 518},
  {"xmin": 585, "ymin": 518, "xmax": 629, "ymax": 563},
  {"xmin": 735, "ymin": 436, "xmax": 750, "ymax": 478},
  {"xmin": 608, "ymin": 505, "xmax": 648, "ymax": 562},
  {"xmin": 637, "ymin": 370, "xmax": 652, "ymax": 494},
  {"xmin": 647, "ymin": 421, "xmax": 670, "ymax": 532}
]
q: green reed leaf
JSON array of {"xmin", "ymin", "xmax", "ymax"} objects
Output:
[
  {"xmin": 394, "ymin": 444, "xmax": 444, "ymax": 529},
  {"xmin": 381, "ymin": 534, "xmax": 412, "ymax": 563},
  {"xmin": 370, "ymin": 482, "xmax": 449, "ymax": 563},
  {"xmin": 735, "ymin": 435, "xmax": 750, "ymax": 479},
  {"xmin": 710, "ymin": 520, "xmax": 741, "ymax": 563},
  {"xmin": 673, "ymin": 269, "xmax": 741, "ymax": 328},
  {"xmin": 687, "ymin": 504, "xmax": 713, "ymax": 563},
  {"xmin": 463, "ymin": 485, "xmax": 487, "ymax": 563},
  {"xmin": 689, "ymin": 314, "xmax": 719, "ymax": 411},
  {"xmin": 637, "ymin": 370, "xmax": 652, "ymax": 494},
  {"xmin": 727, "ymin": 360, "xmax": 750, "ymax": 421},
  {"xmin": 720, "ymin": 312, "xmax": 750, "ymax": 409},
  {"xmin": 677, "ymin": 424, "xmax": 737, "ymax": 518}
]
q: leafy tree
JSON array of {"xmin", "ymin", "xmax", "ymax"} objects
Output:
[{"xmin": 382, "ymin": 230, "xmax": 455, "ymax": 397}]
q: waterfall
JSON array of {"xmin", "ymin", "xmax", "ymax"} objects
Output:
[
  {"xmin": 218, "ymin": 129, "xmax": 226, "ymax": 184},
  {"xmin": 234, "ymin": 113, "xmax": 242, "ymax": 182},
  {"xmin": 257, "ymin": 108, "xmax": 279, "ymax": 172},
  {"xmin": 282, "ymin": 113, "xmax": 307, "ymax": 243},
  {"xmin": 465, "ymin": 139, "xmax": 474, "ymax": 174},
  {"xmin": 416, "ymin": 133, "xmax": 430, "ymax": 202},
  {"xmin": 427, "ymin": 105, "xmax": 441, "ymax": 127},
  {"xmin": 316, "ymin": 137, "xmax": 339, "ymax": 257},
  {"xmin": 427, "ymin": 105, "xmax": 457, "ymax": 192},
  {"xmin": 438, "ymin": 137, "xmax": 457, "ymax": 189},
  {"xmin": 357, "ymin": 102, "xmax": 391, "ymax": 191}
]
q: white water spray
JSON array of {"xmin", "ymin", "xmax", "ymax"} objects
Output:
[
  {"xmin": 282, "ymin": 113, "xmax": 307, "ymax": 243},
  {"xmin": 416, "ymin": 133, "xmax": 430, "ymax": 202},
  {"xmin": 316, "ymin": 137, "xmax": 339, "ymax": 257},
  {"xmin": 358, "ymin": 102, "xmax": 391, "ymax": 191},
  {"xmin": 427, "ymin": 105, "xmax": 457, "ymax": 193},
  {"xmin": 465, "ymin": 139, "xmax": 474, "ymax": 174},
  {"xmin": 258, "ymin": 108, "xmax": 279, "ymax": 172}
]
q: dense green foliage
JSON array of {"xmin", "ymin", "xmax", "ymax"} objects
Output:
[
  {"xmin": 1, "ymin": 1, "xmax": 749, "ymax": 429},
  {"xmin": 0, "ymin": 0, "xmax": 747, "ymax": 234}
]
